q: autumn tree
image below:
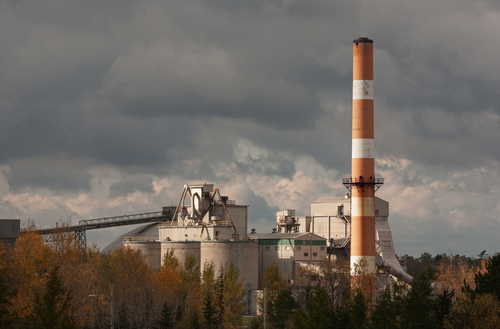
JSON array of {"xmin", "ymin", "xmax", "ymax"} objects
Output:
[
  {"xmin": 10, "ymin": 230, "xmax": 53, "ymax": 320},
  {"xmin": 47, "ymin": 226, "xmax": 99, "ymax": 327},
  {"xmin": 156, "ymin": 249, "xmax": 182, "ymax": 328},
  {"xmin": 220, "ymin": 261, "xmax": 247, "ymax": 328},
  {"xmin": 174, "ymin": 253, "xmax": 202, "ymax": 328},
  {"xmin": 258, "ymin": 262, "xmax": 287, "ymax": 319},
  {"xmin": 318, "ymin": 259, "xmax": 351, "ymax": 306},
  {"xmin": 0, "ymin": 245, "xmax": 18, "ymax": 327},
  {"xmin": 435, "ymin": 253, "xmax": 480, "ymax": 300},
  {"xmin": 100, "ymin": 246, "xmax": 155, "ymax": 328}
]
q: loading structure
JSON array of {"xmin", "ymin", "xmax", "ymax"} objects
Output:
[{"xmin": 27, "ymin": 208, "xmax": 175, "ymax": 250}]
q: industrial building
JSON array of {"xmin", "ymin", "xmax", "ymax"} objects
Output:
[
  {"xmin": 252, "ymin": 232, "xmax": 327, "ymax": 282},
  {"xmin": 0, "ymin": 219, "xmax": 20, "ymax": 248},
  {"xmin": 115, "ymin": 183, "xmax": 260, "ymax": 309},
  {"xmin": 100, "ymin": 180, "xmax": 410, "ymax": 314}
]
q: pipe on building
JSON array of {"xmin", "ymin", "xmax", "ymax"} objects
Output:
[{"xmin": 381, "ymin": 260, "xmax": 414, "ymax": 285}]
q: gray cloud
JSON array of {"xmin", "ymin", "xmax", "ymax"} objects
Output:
[
  {"xmin": 6, "ymin": 156, "xmax": 92, "ymax": 192},
  {"xmin": 109, "ymin": 175, "xmax": 154, "ymax": 197},
  {"xmin": 1, "ymin": 0, "xmax": 500, "ymax": 256}
]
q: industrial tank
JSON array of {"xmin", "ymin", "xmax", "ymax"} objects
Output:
[
  {"xmin": 200, "ymin": 241, "xmax": 258, "ymax": 291},
  {"xmin": 161, "ymin": 241, "xmax": 201, "ymax": 268},
  {"xmin": 123, "ymin": 241, "xmax": 162, "ymax": 270}
]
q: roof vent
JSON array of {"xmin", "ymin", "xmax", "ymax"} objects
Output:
[
  {"xmin": 251, "ymin": 228, "xmax": 256, "ymax": 234},
  {"xmin": 272, "ymin": 228, "xmax": 277, "ymax": 233}
]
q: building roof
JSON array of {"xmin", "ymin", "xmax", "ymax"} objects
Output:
[
  {"xmin": 250, "ymin": 232, "xmax": 325, "ymax": 240},
  {"xmin": 101, "ymin": 223, "xmax": 159, "ymax": 253}
]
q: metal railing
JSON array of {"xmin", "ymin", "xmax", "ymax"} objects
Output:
[
  {"xmin": 342, "ymin": 177, "xmax": 384, "ymax": 184},
  {"xmin": 122, "ymin": 236, "xmax": 160, "ymax": 242},
  {"xmin": 158, "ymin": 220, "xmax": 233, "ymax": 228},
  {"xmin": 80, "ymin": 211, "xmax": 169, "ymax": 229},
  {"xmin": 342, "ymin": 177, "xmax": 384, "ymax": 192}
]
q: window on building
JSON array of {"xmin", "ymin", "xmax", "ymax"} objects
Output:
[
  {"xmin": 375, "ymin": 209, "xmax": 379, "ymax": 216},
  {"xmin": 304, "ymin": 253, "xmax": 308, "ymax": 257},
  {"xmin": 313, "ymin": 253, "xmax": 317, "ymax": 257},
  {"xmin": 275, "ymin": 246, "xmax": 279, "ymax": 250},
  {"xmin": 265, "ymin": 246, "xmax": 270, "ymax": 251},
  {"xmin": 320, "ymin": 247, "xmax": 325, "ymax": 251},
  {"xmin": 338, "ymin": 205, "xmax": 344, "ymax": 215},
  {"xmin": 296, "ymin": 246, "xmax": 301, "ymax": 250}
]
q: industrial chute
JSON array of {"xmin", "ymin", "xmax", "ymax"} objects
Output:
[{"xmin": 170, "ymin": 184, "xmax": 238, "ymax": 237}]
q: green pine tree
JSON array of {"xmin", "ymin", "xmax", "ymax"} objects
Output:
[
  {"xmin": 401, "ymin": 267, "xmax": 442, "ymax": 329},
  {"xmin": 30, "ymin": 266, "xmax": 78, "ymax": 329},
  {"xmin": 202, "ymin": 290, "xmax": 218, "ymax": 328},
  {"xmin": 190, "ymin": 311, "xmax": 201, "ymax": 329},
  {"xmin": 270, "ymin": 288, "xmax": 298, "ymax": 329},
  {"xmin": 159, "ymin": 302, "xmax": 175, "ymax": 329},
  {"xmin": 473, "ymin": 253, "xmax": 500, "ymax": 300},
  {"xmin": 293, "ymin": 284, "xmax": 337, "ymax": 329},
  {"xmin": 371, "ymin": 282, "xmax": 406, "ymax": 329}
]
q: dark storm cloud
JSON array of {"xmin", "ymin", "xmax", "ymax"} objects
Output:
[
  {"xmin": 109, "ymin": 175, "xmax": 154, "ymax": 197},
  {"xmin": 234, "ymin": 153, "xmax": 296, "ymax": 178},
  {"xmin": 1, "ymin": 0, "xmax": 500, "ymax": 255},
  {"xmin": 6, "ymin": 157, "xmax": 92, "ymax": 192}
]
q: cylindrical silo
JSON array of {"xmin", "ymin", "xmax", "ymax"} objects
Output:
[
  {"xmin": 161, "ymin": 241, "xmax": 201, "ymax": 268},
  {"xmin": 200, "ymin": 241, "xmax": 258, "ymax": 292},
  {"xmin": 124, "ymin": 241, "xmax": 162, "ymax": 270}
]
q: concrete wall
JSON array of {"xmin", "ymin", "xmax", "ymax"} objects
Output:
[
  {"xmin": 311, "ymin": 216, "xmax": 350, "ymax": 241},
  {"xmin": 217, "ymin": 205, "xmax": 247, "ymax": 239},
  {"xmin": 311, "ymin": 198, "xmax": 350, "ymax": 217}
]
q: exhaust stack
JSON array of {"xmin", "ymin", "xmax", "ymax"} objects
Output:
[{"xmin": 343, "ymin": 37, "xmax": 383, "ymax": 294}]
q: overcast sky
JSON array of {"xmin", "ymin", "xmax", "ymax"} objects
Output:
[{"xmin": 1, "ymin": 0, "xmax": 499, "ymax": 257}]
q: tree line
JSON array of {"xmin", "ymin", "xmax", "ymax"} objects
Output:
[
  {"xmin": 253, "ymin": 253, "xmax": 500, "ymax": 329},
  {"xmin": 2, "ymin": 226, "xmax": 499, "ymax": 329},
  {"xmin": 0, "ymin": 228, "xmax": 247, "ymax": 328}
]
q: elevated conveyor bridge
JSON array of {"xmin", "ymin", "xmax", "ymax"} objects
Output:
[{"xmin": 25, "ymin": 207, "xmax": 175, "ymax": 250}]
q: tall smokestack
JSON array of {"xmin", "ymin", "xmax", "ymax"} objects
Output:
[{"xmin": 344, "ymin": 37, "xmax": 383, "ymax": 294}]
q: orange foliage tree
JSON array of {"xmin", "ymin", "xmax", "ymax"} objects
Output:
[{"xmin": 435, "ymin": 254, "xmax": 485, "ymax": 300}]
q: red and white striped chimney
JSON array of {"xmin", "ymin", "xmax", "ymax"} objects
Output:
[{"xmin": 350, "ymin": 37, "xmax": 376, "ymax": 289}]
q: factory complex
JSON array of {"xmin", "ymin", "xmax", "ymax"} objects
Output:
[
  {"xmin": 98, "ymin": 179, "xmax": 408, "ymax": 314},
  {"xmin": 0, "ymin": 37, "xmax": 411, "ymax": 315}
]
